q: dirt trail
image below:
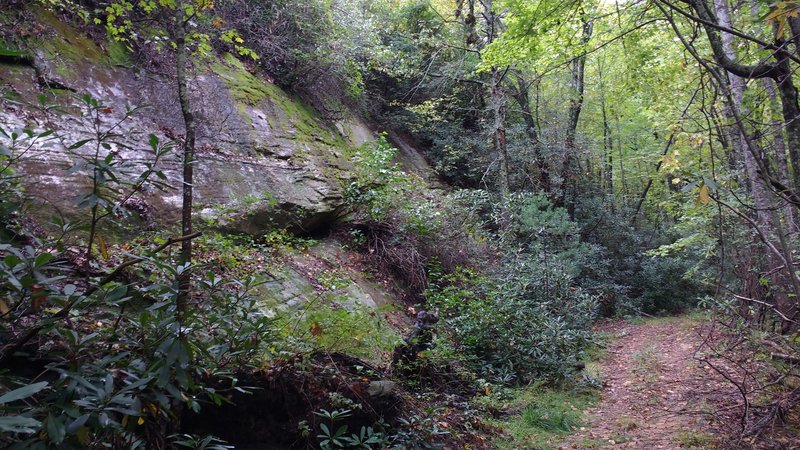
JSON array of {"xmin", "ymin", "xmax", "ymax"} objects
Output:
[{"xmin": 564, "ymin": 317, "xmax": 719, "ymax": 449}]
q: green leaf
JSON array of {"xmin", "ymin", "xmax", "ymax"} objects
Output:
[
  {"xmin": 66, "ymin": 414, "xmax": 89, "ymax": 434},
  {"xmin": 0, "ymin": 415, "xmax": 41, "ymax": 433},
  {"xmin": 106, "ymin": 285, "xmax": 129, "ymax": 303},
  {"xmin": 0, "ymin": 382, "xmax": 49, "ymax": 404},
  {"xmin": 67, "ymin": 139, "xmax": 93, "ymax": 150},
  {"xmin": 34, "ymin": 252, "xmax": 54, "ymax": 268},
  {"xmin": 149, "ymin": 133, "xmax": 159, "ymax": 151},
  {"xmin": 0, "ymin": 48, "xmax": 31, "ymax": 59},
  {"xmin": 46, "ymin": 413, "xmax": 66, "ymax": 444}
]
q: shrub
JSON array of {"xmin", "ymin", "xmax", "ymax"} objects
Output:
[
  {"xmin": 218, "ymin": 0, "xmax": 378, "ymax": 113},
  {"xmin": 344, "ymin": 135, "xmax": 489, "ymax": 300},
  {"xmin": 428, "ymin": 258, "xmax": 597, "ymax": 383},
  {"xmin": 0, "ymin": 100, "xmax": 274, "ymax": 448},
  {"xmin": 630, "ymin": 256, "xmax": 705, "ymax": 314}
]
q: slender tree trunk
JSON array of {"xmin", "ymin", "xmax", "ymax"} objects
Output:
[
  {"xmin": 490, "ymin": 66, "xmax": 510, "ymax": 199},
  {"xmin": 615, "ymin": 114, "xmax": 627, "ymax": 198},
  {"xmin": 763, "ymin": 78, "xmax": 799, "ymax": 233},
  {"xmin": 175, "ymin": 8, "xmax": 195, "ymax": 318},
  {"xmin": 773, "ymin": 54, "xmax": 800, "ymax": 195},
  {"xmin": 510, "ymin": 71, "xmax": 550, "ymax": 192},
  {"xmin": 602, "ymin": 98, "xmax": 613, "ymax": 194},
  {"xmin": 562, "ymin": 16, "xmax": 593, "ymax": 217},
  {"xmin": 564, "ymin": 21, "xmax": 590, "ymax": 149},
  {"xmin": 630, "ymin": 88, "xmax": 700, "ymax": 225},
  {"xmin": 479, "ymin": 0, "xmax": 510, "ymax": 200}
]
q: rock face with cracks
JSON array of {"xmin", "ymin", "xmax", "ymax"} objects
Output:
[{"xmin": 0, "ymin": 9, "xmax": 379, "ymax": 235}]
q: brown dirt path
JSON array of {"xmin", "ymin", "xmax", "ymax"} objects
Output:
[{"xmin": 563, "ymin": 317, "xmax": 721, "ymax": 449}]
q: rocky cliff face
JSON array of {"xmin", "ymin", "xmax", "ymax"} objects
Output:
[
  {"xmin": 0, "ymin": 8, "xmax": 430, "ymax": 313},
  {"xmin": 0, "ymin": 8, "xmax": 386, "ymax": 235}
]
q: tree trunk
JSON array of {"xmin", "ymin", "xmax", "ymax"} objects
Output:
[
  {"xmin": 714, "ymin": 0, "xmax": 796, "ymax": 332},
  {"xmin": 479, "ymin": 0, "xmax": 510, "ymax": 200},
  {"xmin": 565, "ymin": 20, "xmax": 590, "ymax": 149},
  {"xmin": 490, "ymin": 66, "xmax": 510, "ymax": 199},
  {"xmin": 686, "ymin": 0, "xmax": 800, "ymax": 199},
  {"xmin": 763, "ymin": 78, "xmax": 799, "ymax": 233},
  {"xmin": 562, "ymin": 16, "xmax": 593, "ymax": 217},
  {"xmin": 615, "ymin": 114, "xmax": 627, "ymax": 198},
  {"xmin": 510, "ymin": 71, "xmax": 550, "ymax": 192},
  {"xmin": 175, "ymin": 8, "xmax": 195, "ymax": 318},
  {"xmin": 773, "ymin": 55, "xmax": 800, "ymax": 195},
  {"xmin": 602, "ymin": 97, "xmax": 613, "ymax": 194}
]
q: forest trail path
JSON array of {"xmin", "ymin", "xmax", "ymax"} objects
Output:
[{"xmin": 562, "ymin": 316, "xmax": 720, "ymax": 449}]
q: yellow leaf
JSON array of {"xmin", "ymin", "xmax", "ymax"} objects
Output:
[
  {"xmin": 0, "ymin": 299, "xmax": 9, "ymax": 316},
  {"xmin": 671, "ymin": 178, "xmax": 681, "ymax": 185},
  {"xmin": 137, "ymin": 417, "xmax": 145, "ymax": 425},
  {"xmin": 146, "ymin": 403, "xmax": 159, "ymax": 415},
  {"xmin": 76, "ymin": 427, "xmax": 90, "ymax": 445},
  {"xmin": 696, "ymin": 185, "xmax": 711, "ymax": 206},
  {"xmin": 97, "ymin": 235, "xmax": 109, "ymax": 260}
]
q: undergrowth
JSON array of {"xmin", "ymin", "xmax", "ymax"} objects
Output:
[{"xmin": 480, "ymin": 382, "xmax": 598, "ymax": 449}]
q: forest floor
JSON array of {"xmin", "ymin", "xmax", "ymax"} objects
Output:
[
  {"xmin": 489, "ymin": 314, "xmax": 735, "ymax": 449},
  {"xmin": 559, "ymin": 314, "xmax": 723, "ymax": 449}
]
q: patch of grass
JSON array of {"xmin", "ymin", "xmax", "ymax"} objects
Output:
[
  {"xmin": 521, "ymin": 401, "xmax": 581, "ymax": 433},
  {"xmin": 106, "ymin": 39, "xmax": 131, "ymax": 67},
  {"xmin": 274, "ymin": 299, "xmax": 401, "ymax": 362},
  {"xmin": 675, "ymin": 430, "xmax": 718, "ymax": 449},
  {"xmin": 609, "ymin": 433, "xmax": 633, "ymax": 444},
  {"xmin": 577, "ymin": 436, "xmax": 606, "ymax": 448},
  {"xmin": 616, "ymin": 415, "xmax": 639, "ymax": 432},
  {"xmin": 485, "ymin": 382, "xmax": 598, "ymax": 449},
  {"xmin": 584, "ymin": 336, "xmax": 609, "ymax": 362},
  {"xmin": 628, "ymin": 310, "xmax": 709, "ymax": 327},
  {"xmin": 632, "ymin": 344, "xmax": 660, "ymax": 378},
  {"xmin": 581, "ymin": 330, "xmax": 616, "ymax": 385}
]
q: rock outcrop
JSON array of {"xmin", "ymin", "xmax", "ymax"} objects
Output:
[{"xmin": 0, "ymin": 8, "xmax": 373, "ymax": 235}]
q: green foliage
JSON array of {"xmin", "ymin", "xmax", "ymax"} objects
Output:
[
  {"xmin": 0, "ymin": 126, "xmax": 53, "ymax": 242},
  {"xmin": 521, "ymin": 399, "xmax": 582, "ymax": 434},
  {"xmin": 345, "ymin": 133, "xmax": 411, "ymax": 221},
  {"xmin": 425, "ymin": 195, "xmax": 597, "ymax": 382},
  {"xmin": 313, "ymin": 408, "xmax": 388, "ymax": 450},
  {"xmin": 0, "ymin": 101, "xmax": 273, "ymax": 449},
  {"xmin": 630, "ymin": 256, "xmax": 704, "ymax": 315},
  {"xmin": 481, "ymin": 382, "xmax": 597, "ymax": 448},
  {"xmin": 0, "ymin": 382, "xmax": 49, "ymax": 433},
  {"xmin": 344, "ymin": 136, "xmax": 490, "ymax": 299},
  {"xmin": 428, "ymin": 261, "xmax": 596, "ymax": 382},
  {"xmin": 571, "ymin": 192, "xmax": 711, "ymax": 317},
  {"xmin": 218, "ymin": 0, "xmax": 379, "ymax": 109},
  {"xmin": 275, "ymin": 293, "xmax": 401, "ymax": 361}
]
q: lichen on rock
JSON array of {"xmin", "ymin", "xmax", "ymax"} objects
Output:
[{"xmin": 0, "ymin": 10, "xmax": 371, "ymax": 236}]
